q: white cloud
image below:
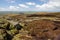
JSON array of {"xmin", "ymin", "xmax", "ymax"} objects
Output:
[
  {"xmin": 35, "ymin": 0, "xmax": 60, "ymax": 11},
  {"xmin": 10, "ymin": 1, "xmax": 15, "ymax": 3},
  {"xmin": 1, "ymin": 0, "xmax": 60, "ymax": 11},
  {"xmin": 9, "ymin": 6, "xmax": 19, "ymax": 10},
  {"xmin": 6, "ymin": 0, "xmax": 16, "ymax": 3},
  {"xmin": 36, "ymin": 5, "xmax": 41, "ymax": 8},
  {"xmin": 19, "ymin": 4, "xmax": 29, "ymax": 8},
  {"xmin": 26, "ymin": 2, "xmax": 36, "ymax": 5},
  {"xmin": 39, "ymin": 0, "xmax": 48, "ymax": 2},
  {"xmin": 0, "ymin": 8, "xmax": 6, "ymax": 11},
  {"xmin": 0, "ymin": 5, "xmax": 29, "ymax": 11},
  {"xmin": 50, "ymin": 0, "xmax": 60, "ymax": 2},
  {"xmin": 0, "ymin": 6, "xmax": 20, "ymax": 11}
]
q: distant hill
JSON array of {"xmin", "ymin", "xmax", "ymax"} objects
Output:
[{"xmin": 0, "ymin": 11, "xmax": 37, "ymax": 16}]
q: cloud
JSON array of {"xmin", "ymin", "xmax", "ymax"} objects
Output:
[
  {"xmin": 0, "ymin": 5, "xmax": 29, "ymax": 11},
  {"xmin": 6, "ymin": 0, "xmax": 16, "ymax": 3},
  {"xmin": 36, "ymin": 5, "xmax": 41, "ymax": 8},
  {"xmin": 0, "ymin": 6, "xmax": 20, "ymax": 11},
  {"xmin": 0, "ymin": 8, "xmax": 6, "ymax": 11},
  {"xmin": 39, "ymin": 0, "xmax": 48, "ymax": 3},
  {"xmin": 9, "ymin": 6, "xmax": 19, "ymax": 10},
  {"xmin": 35, "ymin": 0, "xmax": 60, "ymax": 11},
  {"xmin": 26, "ymin": 2, "xmax": 36, "ymax": 5},
  {"xmin": 19, "ymin": 4, "xmax": 29, "ymax": 8},
  {"xmin": 50, "ymin": 0, "xmax": 60, "ymax": 2},
  {"xmin": 1, "ymin": 0, "xmax": 60, "ymax": 11}
]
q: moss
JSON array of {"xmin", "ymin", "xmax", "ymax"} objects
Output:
[
  {"xmin": 0, "ymin": 20, "xmax": 9, "ymax": 29},
  {"xmin": 7, "ymin": 29, "xmax": 19, "ymax": 36},
  {"xmin": 9, "ymin": 24, "xmax": 15, "ymax": 30},
  {"xmin": 0, "ymin": 29, "xmax": 7, "ymax": 40},
  {"xmin": 12, "ymin": 34, "xmax": 34, "ymax": 40}
]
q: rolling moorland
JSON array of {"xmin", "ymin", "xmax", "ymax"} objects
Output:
[{"xmin": 0, "ymin": 12, "xmax": 60, "ymax": 40}]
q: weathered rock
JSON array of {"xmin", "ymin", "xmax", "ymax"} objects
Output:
[
  {"xmin": 7, "ymin": 29, "xmax": 19, "ymax": 36},
  {"xmin": 14, "ymin": 24, "xmax": 23, "ymax": 30},
  {"xmin": 0, "ymin": 29, "xmax": 6, "ymax": 40},
  {"xmin": 0, "ymin": 20, "xmax": 10, "ymax": 29},
  {"xmin": 9, "ymin": 24, "xmax": 15, "ymax": 30},
  {"xmin": 12, "ymin": 34, "xmax": 34, "ymax": 40}
]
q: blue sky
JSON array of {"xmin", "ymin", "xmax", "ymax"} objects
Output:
[{"xmin": 0, "ymin": 0, "xmax": 60, "ymax": 12}]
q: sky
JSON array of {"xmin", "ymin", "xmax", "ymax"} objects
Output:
[{"xmin": 0, "ymin": 0, "xmax": 60, "ymax": 12}]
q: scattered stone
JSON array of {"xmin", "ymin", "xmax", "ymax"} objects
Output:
[{"xmin": 14, "ymin": 24, "xmax": 23, "ymax": 30}]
